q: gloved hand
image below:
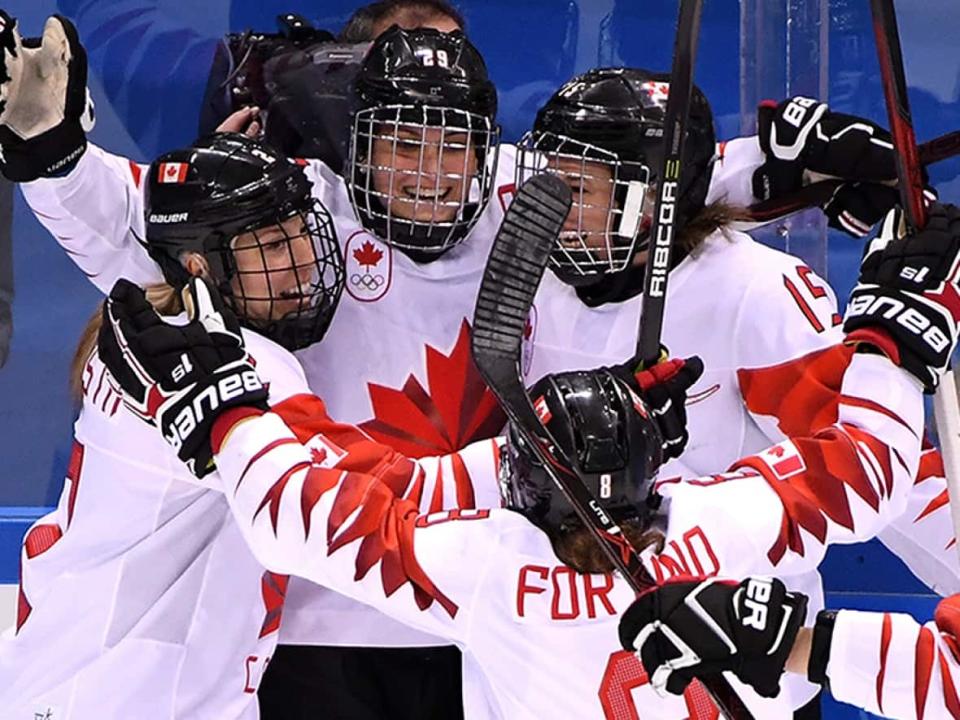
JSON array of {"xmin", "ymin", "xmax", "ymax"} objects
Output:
[
  {"xmin": 752, "ymin": 95, "xmax": 927, "ymax": 237},
  {"xmin": 0, "ymin": 11, "xmax": 95, "ymax": 181},
  {"xmin": 844, "ymin": 202, "xmax": 960, "ymax": 393},
  {"xmin": 611, "ymin": 354, "xmax": 704, "ymax": 462},
  {"xmin": 98, "ymin": 277, "xmax": 268, "ymax": 477},
  {"xmin": 619, "ymin": 576, "xmax": 808, "ymax": 698}
]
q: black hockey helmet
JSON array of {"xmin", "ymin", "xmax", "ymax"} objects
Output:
[
  {"xmin": 499, "ymin": 369, "xmax": 664, "ymax": 539},
  {"xmin": 144, "ymin": 132, "xmax": 345, "ymax": 351},
  {"xmin": 518, "ymin": 67, "xmax": 716, "ymax": 286},
  {"xmin": 348, "ymin": 26, "xmax": 500, "ymax": 261}
]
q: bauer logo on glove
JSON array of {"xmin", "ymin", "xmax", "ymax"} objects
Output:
[
  {"xmin": 844, "ymin": 202, "xmax": 960, "ymax": 392},
  {"xmin": 99, "ymin": 277, "xmax": 269, "ymax": 477}
]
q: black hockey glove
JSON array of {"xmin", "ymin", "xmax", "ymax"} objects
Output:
[
  {"xmin": 98, "ymin": 277, "xmax": 268, "ymax": 478},
  {"xmin": 0, "ymin": 11, "xmax": 95, "ymax": 181},
  {"xmin": 844, "ymin": 202, "xmax": 960, "ymax": 393},
  {"xmin": 611, "ymin": 355, "xmax": 704, "ymax": 462},
  {"xmin": 752, "ymin": 96, "xmax": 911, "ymax": 237},
  {"xmin": 618, "ymin": 577, "xmax": 808, "ymax": 699}
]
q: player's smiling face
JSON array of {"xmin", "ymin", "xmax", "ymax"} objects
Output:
[
  {"xmin": 229, "ymin": 213, "xmax": 318, "ymax": 323},
  {"xmin": 550, "ymin": 157, "xmax": 618, "ymax": 255},
  {"xmin": 369, "ymin": 124, "xmax": 479, "ymax": 223}
]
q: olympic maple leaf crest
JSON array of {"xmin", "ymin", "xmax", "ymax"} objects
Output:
[
  {"xmin": 360, "ymin": 320, "xmax": 507, "ymax": 458},
  {"xmin": 353, "ymin": 240, "xmax": 384, "ymax": 269}
]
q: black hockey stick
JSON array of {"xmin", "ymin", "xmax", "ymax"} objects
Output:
[
  {"xmin": 869, "ymin": 0, "xmax": 960, "ymax": 559},
  {"xmin": 744, "ymin": 128, "xmax": 960, "ymax": 223},
  {"xmin": 471, "ymin": 172, "xmax": 753, "ymax": 720},
  {"xmin": 870, "ymin": 0, "xmax": 927, "ymax": 230},
  {"xmin": 637, "ymin": 0, "xmax": 704, "ymax": 367}
]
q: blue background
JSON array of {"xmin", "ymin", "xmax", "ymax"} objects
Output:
[{"xmin": 3, "ymin": 2, "xmax": 959, "ymax": 717}]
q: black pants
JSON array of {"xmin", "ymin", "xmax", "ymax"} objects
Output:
[
  {"xmin": 258, "ymin": 644, "xmax": 464, "ymax": 720},
  {"xmin": 793, "ymin": 690, "xmax": 821, "ymax": 720}
]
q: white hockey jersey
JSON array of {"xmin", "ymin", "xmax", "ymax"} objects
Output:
[
  {"xmin": 0, "ymin": 329, "xmax": 487, "ymax": 718},
  {"xmin": 0, "ymin": 327, "xmax": 308, "ymax": 719},
  {"xmin": 204, "ymin": 349, "xmax": 923, "ymax": 720},
  {"xmin": 826, "ymin": 594, "xmax": 960, "ymax": 719}
]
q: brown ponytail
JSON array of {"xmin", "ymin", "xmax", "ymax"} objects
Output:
[
  {"xmin": 548, "ymin": 518, "xmax": 664, "ymax": 576},
  {"xmin": 677, "ymin": 201, "xmax": 753, "ymax": 257}
]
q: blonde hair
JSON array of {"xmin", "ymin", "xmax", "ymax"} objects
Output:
[{"xmin": 70, "ymin": 283, "xmax": 183, "ymax": 402}]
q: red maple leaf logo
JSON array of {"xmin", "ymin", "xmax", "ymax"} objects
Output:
[
  {"xmin": 310, "ymin": 446, "xmax": 327, "ymax": 465},
  {"xmin": 353, "ymin": 240, "xmax": 384, "ymax": 269},
  {"xmin": 360, "ymin": 320, "xmax": 507, "ymax": 458}
]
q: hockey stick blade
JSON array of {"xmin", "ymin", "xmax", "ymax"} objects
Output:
[
  {"xmin": 473, "ymin": 172, "xmax": 652, "ymax": 583},
  {"xmin": 744, "ymin": 128, "xmax": 960, "ymax": 223},
  {"xmin": 472, "ymin": 173, "xmax": 753, "ymax": 720},
  {"xmin": 471, "ymin": 174, "xmax": 570, "ymax": 365}
]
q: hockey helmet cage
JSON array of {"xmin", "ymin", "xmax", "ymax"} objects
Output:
[
  {"xmin": 348, "ymin": 26, "xmax": 499, "ymax": 261},
  {"xmin": 144, "ymin": 132, "xmax": 345, "ymax": 350},
  {"xmin": 519, "ymin": 67, "xmax": 715, "ymax": 285}
]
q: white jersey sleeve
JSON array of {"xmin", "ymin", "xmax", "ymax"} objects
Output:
[
  {"xmin": 704, "ymin": 136, "xmax": 766, "ymax": 208},
  {"xmin": 877, "ymin": 450, "xmax": 960, "ymax": 596},
  {"xmin": 20, "ymin": 144, "xmax": 162, "ymax": 293},
  {"xmin": 210, "ymin": 394, "xmax": 502, "ymax": 643},
  {"xmin": 827, "ymin": 595, "xmax": 960, "ymax": 720},
  {"xmin": 651, "ymin": 353, "xmax": 924, "ymax": 582}
]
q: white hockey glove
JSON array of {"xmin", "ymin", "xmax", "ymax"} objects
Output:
[
  {"xmin": 844, "ymin": 202, "xmax": 960, "ymax": 393},
  {"xmin": 0, "ymin": 11, "xmax": 95, "ymax": 181},
  {"xmin": 618, "ymin": 577, "xmax": 808, "ymax": 699},
  {"xmin": 98, "ymin": 277, "xmax": 268, "ymax": 478},
  {"xmin": 752, "ymin": 96, "xmax": 933, "ymax": 237}
]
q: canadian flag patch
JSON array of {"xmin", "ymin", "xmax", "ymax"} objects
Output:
[
  {"xmin": 758, "ymin": 440, "xmax": 806, "ymax": 480},
  {"xmin": 533, "ymin": 395, "xmax": 552, "ymax": 424},
  {"xmin": 158, "ymin": 162, "xmax": 189, "ymax": 184}
]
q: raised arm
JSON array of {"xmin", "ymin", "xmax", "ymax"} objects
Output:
[
  {"xmin": 0, "ymin": 12, "xmax": 161, "ymax": 293},
  {"xmin": 712, "ymin": 96, "xmax": 912, "ymax": 237}
]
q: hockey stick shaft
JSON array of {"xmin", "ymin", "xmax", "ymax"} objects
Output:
[
  {"xmin": 744, "ymin": 128, "xmax": 960, "ymax": 223},
  {"xmin": 870, "ymin": 0, "xmax": 927, "ymax": 230},
  {"xmin": 473, "ymin": 173, "xmax": 753, "ymax": 720},
  {"xmin": 637, "ymin": 0, "xmax": 704, "ymax": 368},
  {"xmin": 869, "ymin": 0, "xmax": 960, "ymax": 556}
]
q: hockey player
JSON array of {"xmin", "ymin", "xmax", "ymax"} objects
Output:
[
  {"xmin": 1, "ymin": 19, "xmax": 509, "ymax": 717},
  {"xmin": 2, "ymin": 13, "xmax": 929, "ymax": 717},
  {"xmin": 0, "ymin": 132, "xmax": 357, "ymax": 717},
  {"xmin": 93, "ymin": 199, "xmax": 960, "ymax": 719}
]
